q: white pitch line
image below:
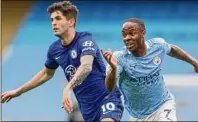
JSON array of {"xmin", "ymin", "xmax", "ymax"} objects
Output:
[{"xmin": 164, "ymin": 74, "xmax": 198, "ymax": 87}]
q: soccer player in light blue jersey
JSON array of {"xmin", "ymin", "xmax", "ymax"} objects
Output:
[
  {"xmin": 102, "ymin": 18, "xmax": 198, "ymax": 121},
  {"xmin": 1, "ymin": 1, "xmax": 124, "ymax": 121}
]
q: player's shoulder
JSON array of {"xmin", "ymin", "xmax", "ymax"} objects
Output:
[
  {"xmin": 78, "ymin": 31, "xmax": 93, "ymax": 38},
  {"xmin": 148, "ymin": 37, "xmax": 166, "ymax": 44},
  {"xmin": 77, "ymin": 31, "xmax": 94, "ymax": 43},
  {"xmin": 77, "ymin": 31, "xmax": 98, "ymax": 48},
  {"xmin": 113, "ymin": 47, "xmax": 127, "ymax": 58},
  {"xmin": 147, "ymin": 37, "xmax": 167, "ymax": 47},
  {"xmin": 48, "ymin": 39, "xmax": 60, "ymax": 50}
]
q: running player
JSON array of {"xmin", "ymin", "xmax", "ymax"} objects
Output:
[
  {"xmin": 1, "ymin": 1, "xmax": 123, "ymax": 121},
  {"xmin": 102, "ymin": 18, "xmax": 198, "ymax": 121}
]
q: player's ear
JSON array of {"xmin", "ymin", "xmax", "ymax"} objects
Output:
[
  {"xmin": 142, "ymin": 30, "xmax": 146, "ymax": 36},
  {"xmin": 69, "ymin": 18, "xmax": 75, "ymax": 27}
]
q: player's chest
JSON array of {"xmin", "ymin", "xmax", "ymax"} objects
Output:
[
  {"xmin": 123, "ymin": 54, "xmax": 163, "ymax": 76},
  {"xmin": 54, "ymin": 48, "xmax": 80, "ymax": 66}
]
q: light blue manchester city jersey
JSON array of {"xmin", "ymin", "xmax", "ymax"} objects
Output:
[{"xmin": 111, "ymin": 38, "xmax": 174, "ymax": 118}]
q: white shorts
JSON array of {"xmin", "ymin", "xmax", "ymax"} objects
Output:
[{"xmin": 131, "ymin": 100, "xmax": 177, "ymax": 121}]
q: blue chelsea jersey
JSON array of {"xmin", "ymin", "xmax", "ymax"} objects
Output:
[{"xmin": 45, "ymin": 31, "xmax": 121, "ymax": 118}]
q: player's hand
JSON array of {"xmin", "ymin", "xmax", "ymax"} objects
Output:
[
  {"xmin": 62, "ymin": 84, "xmax": 73, "ymax": 113},
  {"xmin": 101, "ymin": 50, "xmax": 117, "ymax": 69},
  {"xmin": 193, "ymin": 61, "xmax": 198, "ymax": 73},
  {"xmin": 1, "ymin": 90, "xmax": 21, "ymax": 103}
]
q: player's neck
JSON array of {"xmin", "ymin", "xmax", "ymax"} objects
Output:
[
  {"xmin": 60, "ymin": 28, "xmax": 76, "ymax": 46},
  {"xmin": 132, "ymin": 42, "xmax": 147, "ymax": 57}
]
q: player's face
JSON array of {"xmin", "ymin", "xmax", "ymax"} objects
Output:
[
  {"xmin": 122, "ymin": 22, "xmax": 145, "ymax": 52},
  {"xmin": 50, "ymin": 11, "xmax": 74, "ymax": 37}
]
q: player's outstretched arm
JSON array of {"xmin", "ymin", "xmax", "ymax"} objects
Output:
[
  {"xmin": 62, "ymin": 55, "xmax": 94, "ymax": 113},
  {"xmin": 168, "ymin": 44, "xmax": 198, "ymax": 72},
  {"xmin": 1, "ymin": 66, "xmax": 56, "ymax": 103},
  {"xmin": 102, "ymin": 50, "xmax": 117, "ymax": 92}
]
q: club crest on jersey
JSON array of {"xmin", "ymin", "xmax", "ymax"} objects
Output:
[
  {"xmin": 153, "ymin": 56, "xmax": 161, "ymax": 65},
  {"xmin": 82, "ymin": 40, "xmax": 94, "ymax": 47},
  {"xmin": 70, "ymin": 49, "xmax": 77, "ymax": 59}
]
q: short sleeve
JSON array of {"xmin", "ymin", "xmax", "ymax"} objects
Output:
[
  {"xmin": 44, "ymin": 47, "xmax": 59, "ymax": 69},
  {"xmin": 106, "ymin": 51, "xmax": 124, "ymax": 78},
  {"xmin": 153, "ymin": 38, "xmax": 171, "ymax": 54},
  {"xmin": 79, "ymin": 34, "xmax": 98, "ymax": 57}
]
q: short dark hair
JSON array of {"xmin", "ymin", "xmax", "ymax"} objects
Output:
[
  {"xmin": 126, "ymin": 18, "xmax": 146, "ymax": 31},
  {"xmin": 47, "ymin": 1, "xmax": 78, "ymax": 25}
]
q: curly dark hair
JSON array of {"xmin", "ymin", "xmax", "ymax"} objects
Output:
[{"xmin": 47, "ymin": 1, "xmax": 79, "ymax": 26}]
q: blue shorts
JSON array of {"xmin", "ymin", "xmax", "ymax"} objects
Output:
[
  {"xmin": 85, "ymin": 93, "xmax": 124, "ymax": 122},
  {"xmin": 80, "ymin": 88, "xmax": 124, "ymax": 122},
  {"xmin": 98, "ymin": 95, "xmax": 123, "ymax": 121}
]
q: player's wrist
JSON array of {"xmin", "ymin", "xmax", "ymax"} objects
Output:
[
  {"xmin": 15, "ymin": 88, "xmax": 23, "ymax": 96},
  {"xmin": 192, "ymin": 59, "xmax": 198, "ymax": 67},
  {"xmin": 64, "ymin": 83, "xmax": 73, "ymax": 91},
  {"xmin": 110, "ymin": 66, "xmax": 117, "ymax": 72}
]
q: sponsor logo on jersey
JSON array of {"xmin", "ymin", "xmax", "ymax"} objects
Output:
[
  {"xmin": 82, "ymin": 40, "xmax": 94, "ymax": 47},
  {"xmin": 82, "ymin": 47, "xmax": 95, "ymax": 52},
  {"xmin": 65, "ymin": 65, "xmax": 76, "ymax": 80}
]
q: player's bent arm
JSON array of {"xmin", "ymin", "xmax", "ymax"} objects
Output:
[
  {"xmin": 68, "ymin": 55, "xmax": 94, "ymax": 89},
  {"xmin": 15, "ymin": 66, "xmax": 56, "ymax": 95},
  {"xmin": 168, "ymin": 44, "xmax": 198, "ymax": 67},
  {"xmin": 105, "ymin": 66, "xmax": 117, "ymax": 92}
]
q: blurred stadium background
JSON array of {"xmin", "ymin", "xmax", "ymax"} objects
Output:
[{"xmin": 2, "ymin": 0, "xmax": 198, "ymax": 121}]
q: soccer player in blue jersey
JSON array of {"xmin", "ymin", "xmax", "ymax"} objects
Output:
[
  {"xmin": 102, "ymin": 18, "xmax": 198, "ymax": 121},
  {"xmin": 1, "ymin": 1, "xmax": 123, "ymax": 121}
]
